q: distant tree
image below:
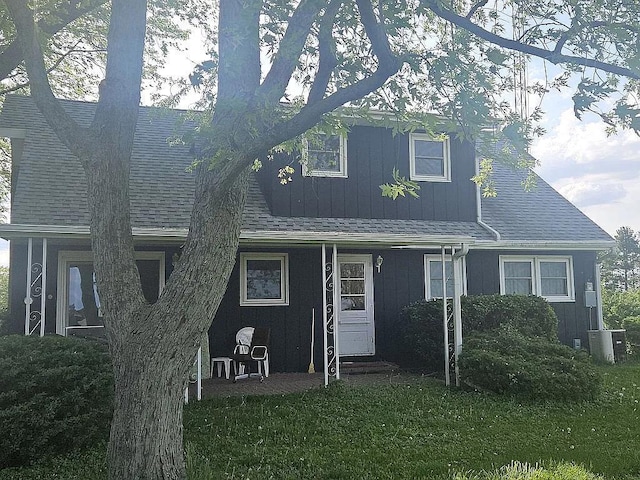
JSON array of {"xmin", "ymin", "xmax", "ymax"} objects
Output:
[
  {"xmin": 601, "ymin": 288, "xmax": 640, "ymax": 329},
  {"xmin": 600, "ymin": 226, "xmax": 640, "ymax": 292}
]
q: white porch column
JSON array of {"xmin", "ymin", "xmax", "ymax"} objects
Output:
[
  {"xmin": 24, "ymin": 238, "xmax": 33, "ymax": 335},
  {"xmin": 40, "ymin": 238, "xmax": 47, "ymax": 337},
  {"xmin": 322, "ymin": 243, "xmax": 328, "ymax": 386},
  {"xmin": 322, "ymin": 243, "xmax": 340, "ymax": 386},
  {"xmin": 23, "ymin": 238, "xmax": 48, "ymax": 336},
  {"xmin": 333, "ymin": 244, "xmax": 340, "ymax": 380},
  {"xmin": 452, "ymin": 247, "xmax": 463, "ymax": 387},
  {"xmin": 441, "ymin": 245, "xmax": 450, "ymax": 386}
]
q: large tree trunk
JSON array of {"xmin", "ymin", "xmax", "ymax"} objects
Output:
[{"xmin": 103, "ymin": 167, "xmax": 251, "ymax": 479}]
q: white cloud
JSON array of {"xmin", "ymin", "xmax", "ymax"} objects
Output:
[
  {"xmin": 531, "ymin": 97, "xmax": 640, "ymax": 236},
  {"xmin": 556, "ymin": 179, "xmax": 626, "ymax": 208}
]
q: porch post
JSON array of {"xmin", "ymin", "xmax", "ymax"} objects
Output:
[
  {"xmin": 322, "ymin": 244, "xmax": 328, "ymax": 386},
  {"xmin": 197, "ymin": 346, "xmax": 202, "ymax": 401},
  {"xmin": 441, "ymin": 245, "xmax": 450, "ymax": 386},
  {"xmin": 24, "ymin": 237, "xmax": 33, "ymax": 335},
  {"xmin": 333, "ymin": 244, "xmax": 340, "ymax": 380},
  {"xmin": 452, "ymin": 247, "xmax": 462, "ymax": 387},
  {"xmin": 40, "ymin": 238, "xmax": 48, "ymax": 337},
  {"xmin": 322, "ymin": 243, "xmax": 339, "ymax": 386}
]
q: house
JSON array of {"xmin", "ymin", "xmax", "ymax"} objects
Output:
[{"xmin": 0, "ymin": 95, "xmax": 613, "ymax": 377}]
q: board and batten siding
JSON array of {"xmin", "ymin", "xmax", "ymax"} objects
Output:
[
  {"xmin": 466, "ymin": 249, "xmax": 599, "ymax": 347},
  {"xmin": 257, "ymin": 125, "xmax": 478, "ymax": 222}
]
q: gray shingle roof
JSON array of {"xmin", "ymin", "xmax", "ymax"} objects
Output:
[
  {"xmin": 0, "ymin": 95, "xmax": 611, "ymax": 245},
  {"xmin": 481, "ymin": 163, "xmax": 612, "ymax": 243},
  {"xmin": 2, "ymin": 95, "xmax": 195, "ymax": 229}
]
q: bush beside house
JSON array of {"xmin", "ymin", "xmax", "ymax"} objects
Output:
[
  {"xmin": 399, "ymin": 294, "xmax": 558, "ymax": 372},
  {"xmin": 399, "ymin": 294, "xmax": 601, "ymax": 401},
  {"xmin": 459, "ymin": 327, "xmax": 601, "ymax": 401},
  {"xmin": 622, "ymin": 316, "xmax": 640, "ymax": 354},
  {"xmin": 0, "ymin": 335, "xmax": 113, "ymax": 467}
]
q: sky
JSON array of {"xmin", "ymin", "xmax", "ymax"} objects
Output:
[{"xmin": 528, "ymin": 66, "xmax": 640, "ymax": 239}]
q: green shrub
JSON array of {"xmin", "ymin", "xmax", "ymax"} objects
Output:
[
  {"xmin": 459, "ymin": 327, "xmax": 601, "ymax": 401},
  {"xmin": 453, "ymin": 461, "xmax": 604, "ymax": 480},
  {"xmin": 461, "ymin": 294, "xmax": 558, "ymax": 341},
  {"xmin": 622, "ymin": 316, "xmax": 640, "ymax": 354},
  {"xmin": 0, "ymin": 335, "xmax": 114, "ymax": 468},
  {"xmin": 399, "ymin": 295, "xmax": 558, "ymax": 372},
  {"xmin": 397, "ymin": 299, "xmax": 447, "ymax": 372}
]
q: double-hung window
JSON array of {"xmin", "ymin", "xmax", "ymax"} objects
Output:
[
  {"xmin": 240, "ymin": 253, "xmax": 289, "ymax": 306},
  {"xmin": 409, "ymin": 133, "xmax": 451, "ymax": 182},
  {"xmin": 499, "ymin": 256, "xmax": 574, "ymax": 302},
  {"xmin": 302, "ymin": 134, "xmax": 347, "ymax": 178},
  {"xmin": 424, "ymin": 255, "xmax": 467, "ymax": 300}
]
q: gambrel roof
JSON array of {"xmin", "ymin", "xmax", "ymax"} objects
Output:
[{"xmin": 0, "ymin": 95, "xmax": 612, "ymax": 247}]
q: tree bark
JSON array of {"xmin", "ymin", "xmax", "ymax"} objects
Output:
[{"xmin": 105, "ymin": 167, "xmax": 250, "ymax": 480}]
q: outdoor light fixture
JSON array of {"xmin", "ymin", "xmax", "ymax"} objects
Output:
[{"xmin": 375, "ymin": 255, "xmax": 384, "ymax": 273}]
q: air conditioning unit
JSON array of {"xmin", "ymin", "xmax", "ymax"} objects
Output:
[{"xmin": 588, "ymin": 330, "xmax": 626, "ymax": 364}]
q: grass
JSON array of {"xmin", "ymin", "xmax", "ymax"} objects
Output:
[{"xmin": 2, "ymin": 362, "xmax": 640, "ymax": 479}]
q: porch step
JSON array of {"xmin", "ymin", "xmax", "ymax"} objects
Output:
[{"xmin": 339, "ymin": 360, "xmax": 399, "ymax": 374}]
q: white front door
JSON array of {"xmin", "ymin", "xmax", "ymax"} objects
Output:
[{"xmin": 337, "ymin": 255, "xmax": 375, "ymax": 356}]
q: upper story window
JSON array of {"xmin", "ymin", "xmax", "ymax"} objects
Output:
[
  {"xmin": 499, "ymin": 255, "xmax": 574, "ymax": 302},
  {"xmin": 409, "ymin": 133, "xmax": 451, "ymax": 182},
  {"xmin": 302, "ymin": 134, "xmax": 348, "ymax": 178},
  {"xmin": 240, "ymin": 253, "xmax": 289, "ymax": 306}
]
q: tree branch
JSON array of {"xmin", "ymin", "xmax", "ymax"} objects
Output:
[
  {"xmin": 466, "ymin": 0, "xmax": 488, "ymax": 20},
  {"xmin": 0, "ymin": 39, "xmax": 85, "ymax": 95},
  {"xmin": 421, "ymin": 0, "xmax": 640, "ymax": 80},
  {"xmin": 307, "ymin": 0, "xmax": 342, "ymax": 105},
  {"xmin": 267, "ymin": 0, "xmax": 404, "ymax": 146},
  {"xmin": 258, "ymin": 0, "xmax": 325, "ymax": 105},
  {"xmin": 0, "ymin": 0, "xmax": 107, "ymax": 81},
  {"xmin": 4, "ymin": 0, "xmax": 92, "ymax": 159}
]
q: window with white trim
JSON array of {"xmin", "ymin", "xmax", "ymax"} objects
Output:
[
  {"xmin": 424, "ymin": 255, "xmax": 467, "ymax": 300},
  {"xmin": 56, "ymin": 251, "xmax": 165, "ymax": 337},
  {"xmin": 409, "ymin": 133, "xmax": 451, "ymax": 182},
  {"xmin": 302, "ymin": 134, "xmax": 347, "ymax": 177},
  {"xmin": 240, "ymin": 253, "xmax": 289, "ymax": 306},
  {"xmin": 499, "ymin": 256, "xmax": 574, "ymax": 302}
]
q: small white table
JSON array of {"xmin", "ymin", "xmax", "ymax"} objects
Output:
[{"xmin": 210, "ymin": 356, "xmax": 232, "ymax": 380}]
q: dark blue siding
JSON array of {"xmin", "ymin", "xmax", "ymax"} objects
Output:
[{"xmin": 258, "ymin": 126, "xmax": 478, "ymax": 222}]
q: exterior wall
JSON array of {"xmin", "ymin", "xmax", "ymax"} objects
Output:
[
  {"xmin": 6, "ymin": 240, "xmax": 601, "ymax": 372},
  {"xmin": 212, "ymin": 247, "xmax": 445, "ymax": 372},
  {"xmin": 210, "ymin": 247, "xmax": 324, "ymax": 373},
  {"xmin": 466, "ymin": 249, "xmax": 599, "ymax": 347},
  {"xmin": 257, "ymin": 125, "xmax": 478, "ymax": 222}
]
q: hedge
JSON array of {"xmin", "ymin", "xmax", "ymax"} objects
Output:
[{"xmin": 0, "ymin": 335, "xmax": 113, "ymax": 467}]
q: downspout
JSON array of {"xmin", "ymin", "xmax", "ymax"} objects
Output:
[{"xmin": 475, "ymin": 156, "xmax": 501, "ymax": 241}]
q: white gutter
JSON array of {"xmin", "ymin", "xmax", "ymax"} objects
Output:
[
  {"xmin": 472, "ymin": 239, "xmax": 615, "ymax": 251},
  {"xmin": 0, "ymin": 223, "xmax": 477, "ymax": 247},
  {"xmin": 475, "ymin": 156, "xmax": 501, "ymax": 241}
]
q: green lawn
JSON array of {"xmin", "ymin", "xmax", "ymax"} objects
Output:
[{"xmin": 2, "ymin": 363, "xmax": 640, "ymax": 479}]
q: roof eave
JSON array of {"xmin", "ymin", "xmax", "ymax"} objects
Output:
[
  {"xmin": 473, "ymin": 239, "xmax": 615, "ymax": 251},
  {"xmin": 0, "ymin": 224, "xmax": 476, "ymax": 247}
]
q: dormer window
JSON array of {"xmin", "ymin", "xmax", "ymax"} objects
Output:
[
  {"xmin": 302, "ymin": 134, "xmax": 347, "ymax": 178},
  {"xmin": 409, "ymin": 133, "xmax": 451, "ymax": 182}
]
